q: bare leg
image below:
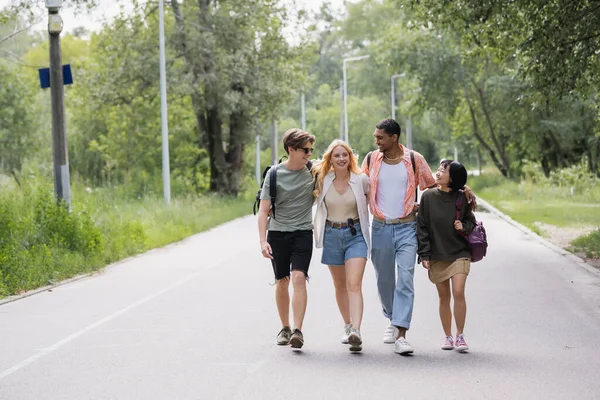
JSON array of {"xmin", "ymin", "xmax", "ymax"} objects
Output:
[
  {"xmin": 435, "ymin": 280, "xmax": 452, "ymax": 337},
  {"xmin": 291, "ymin": 270, "xmax": 308, "ymax": 330},
  {"xmin": 328, "ymin": 265, "xmax": 351, "ymax": 324},
  {"xmin": 345, "ymin": 258, "xmax": 366, "ymax": 329},
  {"xmin": 275, "ymin": 277, "xmax": 290, "ymax": 328},
  {"xmin": 451, "ymin": 274, "xmax": 468, "ymax": 335}
]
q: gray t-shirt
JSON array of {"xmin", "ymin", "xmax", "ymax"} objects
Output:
[{"xmin": 260, "ymin": 163, "xmax": 314, "ymax": 232}]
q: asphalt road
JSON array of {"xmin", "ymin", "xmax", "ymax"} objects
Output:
[{"xmin": 1, "ymin": 211, "xmax": 599, "ymax": 400}]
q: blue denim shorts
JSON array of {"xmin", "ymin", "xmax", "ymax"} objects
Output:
[{"xmin": 321, "ymin": 222, "xmax": 368, "ymax": 266}]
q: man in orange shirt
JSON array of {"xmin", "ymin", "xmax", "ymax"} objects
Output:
[{"xmin": 362, "ymin": 118, "xmax": 474, "ymax": 355}]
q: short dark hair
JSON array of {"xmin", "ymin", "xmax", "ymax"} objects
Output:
[
  {"xmin": 376, "ymin": 118, "xmax": 401, "ymax": 140},
  {"xmin": 440, "ymin": 159, "xmax": 467, "ymax": 191},
  {"xmin": 282, "ymin": 128, "xmax": 315, "ymax": 154}
]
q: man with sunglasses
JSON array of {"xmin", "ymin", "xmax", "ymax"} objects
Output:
[
  {"xmin": 362, "ymin": 118, "xmax": 475, "ymax": 355},
  {"xmin": 257, "ymin": 128, "xmax": 316, "ymax": 349}
]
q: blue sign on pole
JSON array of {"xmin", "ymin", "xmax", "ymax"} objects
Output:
[{"xmin": 38, "ymin": 64, "xmax": 73, "ymax": 89}]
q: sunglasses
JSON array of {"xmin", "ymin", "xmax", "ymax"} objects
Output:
[
  {"xmin": 298, "ymin": 147, "xmax": 314, "ymax": 155},
  {"xmin": 347, "ymin": 218, "xmax": 357, "ymax": 236}
]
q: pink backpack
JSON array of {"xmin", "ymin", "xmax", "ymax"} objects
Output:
[{"xmin": 455, "ymin": 191, "xmax": 488, "ymax": 263}]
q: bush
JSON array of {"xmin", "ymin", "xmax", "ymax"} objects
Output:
[
  {"xmin": 569, "ymin": 230, "xmax": 600, "ymax": 258},
  {"xmin": 0, "ymin": 177, "xmax": 251, "ymax": 297}
]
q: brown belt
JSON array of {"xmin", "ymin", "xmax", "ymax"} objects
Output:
[
  {"xmin": 326, "ymin": 218, "xmax": 360, "ymax": 228},
  {"xmin": 373, "ymin": 215, "xmax": 415, "ymax": 224}
]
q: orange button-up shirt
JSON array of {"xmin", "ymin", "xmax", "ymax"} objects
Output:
[{"xmin": 361, "ymin": 144, "xmax": 436, "ymax": 219}]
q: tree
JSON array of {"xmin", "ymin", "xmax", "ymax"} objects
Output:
[
  {"xmin": 169, "ymin": 0, "xmax": 309, "ymax": 195},
  {"xmin": 0, "ymin": 62, "xmax": 37, "ymax": 183},
  {"xmin": 409, "ymin": 0, "xmax": 600, "ymax": 97}
]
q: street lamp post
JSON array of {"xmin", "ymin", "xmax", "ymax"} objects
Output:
[
  {"xmin": 158, "ymin": 0, "xmax": 171, "ymax": 204},
  {"xmin": 45, "ymin": 0, "xmax": 71, "ymax": 208},
  {"xmin": 391, "ymin": 73, "xmax": 413, "ymax": 149},
  {"xmin": 343, "ymin": 55, "xmax": 370, "ymax": 144}
]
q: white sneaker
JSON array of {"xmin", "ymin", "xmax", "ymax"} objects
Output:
[
  {"xmin": 383, "ymin": 324, "xmax": 399, "ymax": 344},
  {"xmin": 348, "ymin": 328, "xmax": 362, "ymax": 352},
  {"xmin": 341, "ymin": 324, "xmax": 352, "ymax": 344},
  {"xmin": 394, "ymin": 337, "xmax": 414, "ymax": 354}
]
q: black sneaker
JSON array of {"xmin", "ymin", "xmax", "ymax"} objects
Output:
[
  {"xmin": 276, "ymin": 327, "xmax": 292, "ymax": 345},
  {"xmin": 289, "ymin": 329, "xmax": 304, "ymax": 349}
]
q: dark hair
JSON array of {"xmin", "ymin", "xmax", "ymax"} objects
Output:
[
  {"xmin": 375, "ymin": 118, "xmax": 401, "ymax": 141},
  {"xmin": 440, "ymin": 159, "xmax": 467, "ymax": 191},
  {"xmin": 282, "ymin": 128, "xmax": 315, "ymax": 154}
]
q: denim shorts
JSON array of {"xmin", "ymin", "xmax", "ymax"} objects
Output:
[{"xmin": 321, "ymin": 222, "xmax": 368, "ymax": 266}]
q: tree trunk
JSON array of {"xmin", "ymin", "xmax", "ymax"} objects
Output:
[
  {"xmin": 472, "ymin": 79, "xmax": 511, "ymax": 174},
  {"xmin": 464, "ymin": 90, "xmax": 509, "ymax": 177},
  {"xmin": 226, "ymin": 108, "xmax": 245, "ymax": 196}
]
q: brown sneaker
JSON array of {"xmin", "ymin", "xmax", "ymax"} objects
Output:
[
  {"xmin": 276, "ymin": 327, "xmax": 292, "ymax": 345},
  {"xmin": 289, "ymin": 329, "xmax": 304, "ymax": 349}
]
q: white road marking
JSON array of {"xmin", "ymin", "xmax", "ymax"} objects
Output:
[{"xmin": 0, "ymin": 272, "xmax": 201, "ymax": 381}]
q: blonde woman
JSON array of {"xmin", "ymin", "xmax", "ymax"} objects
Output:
[{"xmin": 313, "ymin": 140, "xmax": 370, "ymax": 352}]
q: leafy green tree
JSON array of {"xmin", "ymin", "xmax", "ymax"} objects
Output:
[{"xmin": 0, "ymin": 62, "xmax": 37, "ymax": 183}]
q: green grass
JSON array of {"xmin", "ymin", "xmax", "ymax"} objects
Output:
[
  {"xmin": 469, "ymin": 171, "xmax": 600, "ymax": 259},
  {"xmin": 0, "ymin": 178, "xmax": 252, "ymax": 297},
  {"xmin": 470, "ymin": 175, "xmax": 600, "ymax": 228},
  {"xmin": 569, "ymin": 230, "xmax": 600, "ymax": 258}
]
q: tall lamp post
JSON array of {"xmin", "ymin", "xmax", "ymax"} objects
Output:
[
  {"xmin": 343, "ymin": 55, "xmax": 370, "ymax": 144},
  {"xmin": 158, "ymin": 0, "xmax": 171, "ymax": 204},
  {"xmin": 46, "ymin": 0, "xmax": 71, "ymax": 208},
  {"xmin": 391, "ymin": 73, "xmax": 413, "ymax": 149}
]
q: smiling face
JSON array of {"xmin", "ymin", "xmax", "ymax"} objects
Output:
[
  {"xmin": 288, "ymin": 140, "xmax": 313, "ymax": 165},
  {"xmin": 373, "ymin": 128, "xmax": 398, "ymax": 153},
  {"xmin": 331, "ymin": 145, "xmax": 350, "ymax": 173},
  {"xmin": 435, "ymin": 163, "xmax": 451, "ymax": 187}
]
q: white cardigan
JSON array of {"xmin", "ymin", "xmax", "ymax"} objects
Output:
[{"xmin": 313, "ymin": 171, "xmax": 371, "ymax": 256}]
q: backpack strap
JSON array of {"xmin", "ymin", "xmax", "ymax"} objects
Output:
[
  {"xmin": 269, "ymin": 165, "xmax": 277, "ymax": 218},
  {"xmin": 410, "ymin": 150, "xmax": 417, "ymax": 202},
  {"xmin": 366, "ymin": 151, "xmax": 373, "ymax": 169},
  {"xmin": 455, "ymin": 190, "xmax": 463, "ymax": 220}
]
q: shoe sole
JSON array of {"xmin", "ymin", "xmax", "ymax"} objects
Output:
[
  {"xmin": 348, "ymin": 335, "xmax": 362, "ymax": 352},
  {"xmin": 277, "ymin": 340, "xmax": 290, "ymax": 346},
  {"xmin": 290, "ymin": 337, "xmax": 304, "ymax": 349},
  {"xmin": 341, "ymin": 339, "xmax": 349, "ymax": 344},
  {"xmin": 456, "ymin": 346, "xmax": 469, "ymax": 352},
  {"xmin": 441, "ymin": 345, "xmax": 454, "ymax": 350},
  {"xmin": 394, "ymin": 347, "xmax": 414, "ymax": 355},
  {"xmin": 383, "ymin": 338, "xmax": 396, "ymax": 344}
]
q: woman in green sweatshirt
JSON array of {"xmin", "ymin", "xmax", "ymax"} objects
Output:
[{"xmin": 417, "ymin": 160, "xmax": 476, "ymax": 352}]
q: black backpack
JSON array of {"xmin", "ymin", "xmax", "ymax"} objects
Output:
[
  {"xmin": 253, "ymin": 159, "xmax": 313, "ymax": 217},
  {"xmin": 365, "ymin": 150, "xmax": 418, "ymax": 201}
]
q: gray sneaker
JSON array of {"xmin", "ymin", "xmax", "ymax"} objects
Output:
[
  {"xmin": 341, "ymin": 324, "xmax": 352, "ymax": 344},
  {"xmin": 276, "ymin": 327, "xmax": 292, "ymax": 345},
  {"xmin": 348, "ymin": 328, "xmax": 362, "ymax": 352},
  {"xmin": 290, "ymin": 329, "xmax": 304, "ymax": 349}
]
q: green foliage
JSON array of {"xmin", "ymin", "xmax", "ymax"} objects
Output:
[
  {"xmin": 570, "ymin": 230, "xmax": 600, "ymax": 259},
  {"xmin": 408, "ymin": 0, "xmax": 600, "ymax": 97},
  {"xmin": 0, "ymin": 177, "xmax": 252, "ymax": 297},
  {"xmin": 470, "ymin": 170, "xmax": 600, "ymax": 228},
  {"xmin": 0, "ymin": 62, "xmax": 38, "ymax": 175}
]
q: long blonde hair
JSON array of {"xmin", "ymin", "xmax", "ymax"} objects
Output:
[{"xmin": 312, "ymin": 140, "xmax": 362, "ymax": 197}]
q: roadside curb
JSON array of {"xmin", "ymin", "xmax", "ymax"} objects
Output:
[{"xmin": 478, "ymin": 197, "xmax": 600, "ymax": 278}]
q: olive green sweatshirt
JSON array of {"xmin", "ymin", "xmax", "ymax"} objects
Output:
[{"xmin": 417, "ymin": 188, "xmax": 476, "ymax": 262}]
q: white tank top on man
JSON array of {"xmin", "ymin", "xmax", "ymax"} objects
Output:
[{"xmin": 376, "ymin": 161, "xmax": 408, "ymax": 219}]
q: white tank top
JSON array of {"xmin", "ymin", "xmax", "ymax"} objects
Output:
[
  {"xmin": 325, "ymin": 185, "xmax": 359, "ymax": 223},
  {"xmin": 376, "ymin": 162, "xmax": 408, "ymax": 218}
]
